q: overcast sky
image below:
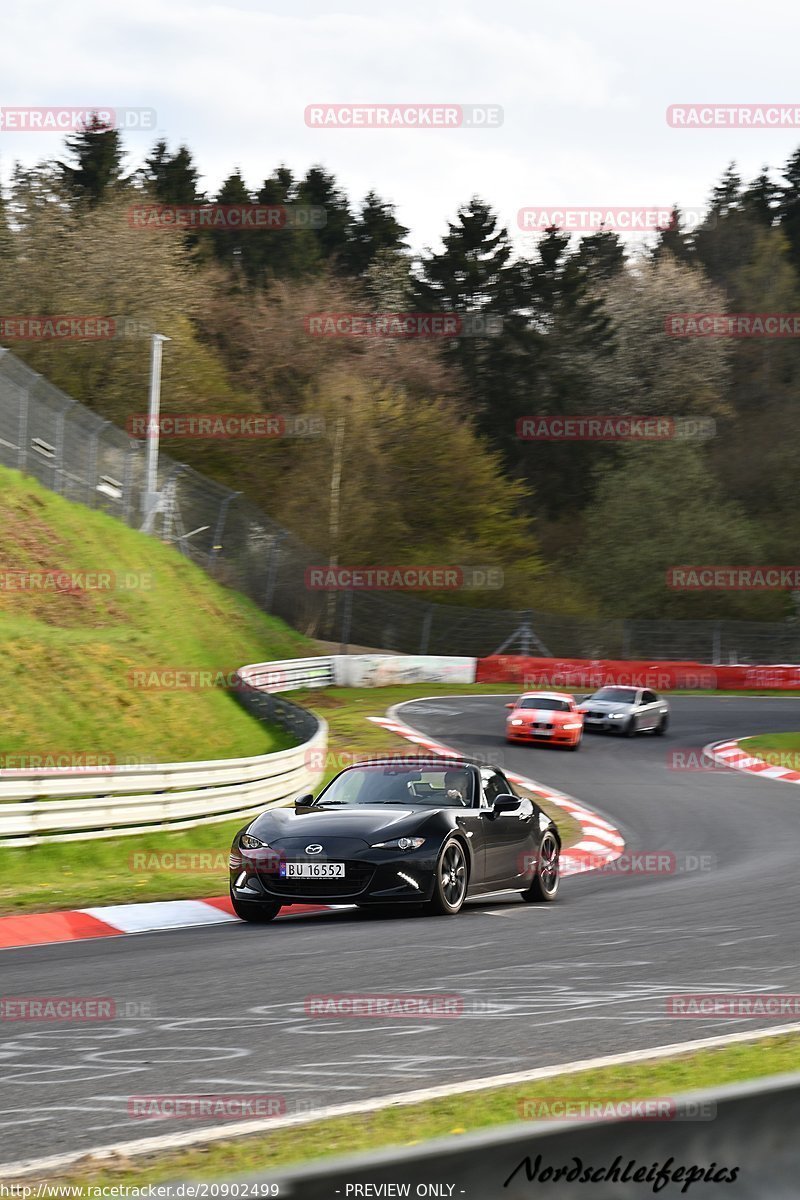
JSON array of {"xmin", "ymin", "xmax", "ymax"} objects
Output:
[{"xmin": 2, "ymin": 0, "xmax": 800, "ymax": 255}]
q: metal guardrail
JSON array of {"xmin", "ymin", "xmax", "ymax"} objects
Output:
[
  {"xmin": 0, "ymin": 658, "xmax": 333, "ymax": 845},
  {"xmin": 187, "ymin": 1070, "xmax": 800, "ymax": 1198}
]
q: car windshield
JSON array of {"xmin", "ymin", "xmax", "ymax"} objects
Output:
[
  {"xmin": 315, "ymin": 764, "xmax": 475, "ymax": 808},
  {"xmin": 592, "ymin": 687, "xmax": 638, "ymax": 703},
  {"xmin": 517, "ymin": 697, "xmax": 570, "ymax": 711}
]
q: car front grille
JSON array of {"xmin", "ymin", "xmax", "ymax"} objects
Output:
[{"xmin": 259, "ymin": 862, "xmax": 375, "ymax": 897}]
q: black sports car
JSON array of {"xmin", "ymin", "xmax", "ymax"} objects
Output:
[{"xmin": 229, "ymin": 757, "xmax": 561, "ymax": 921}]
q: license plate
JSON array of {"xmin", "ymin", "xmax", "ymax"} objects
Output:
[{"xmin": 280, "ymin": 862, "xmax": 345, "ymax": 878}]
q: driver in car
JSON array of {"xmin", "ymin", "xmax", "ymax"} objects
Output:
[{"xmin": 443, "ymin": 767, "xmax": 471, "ymax": 806}]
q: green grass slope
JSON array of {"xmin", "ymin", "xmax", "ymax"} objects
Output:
[{"xmin": 0, "ymin": 466, "xmax": 314, "ymax": 764}]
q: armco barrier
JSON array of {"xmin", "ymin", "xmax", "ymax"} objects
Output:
[
  {"xmin": 177, "ymin": 1070, "xmax": 800, "ymax": 1198},
  {"xmin": 0, "ymin": 654, "xmax": 477, "ymax": 845},
  {"xmin": 477, "ymin": 655, "xmax": 800, "ymax": 691}
]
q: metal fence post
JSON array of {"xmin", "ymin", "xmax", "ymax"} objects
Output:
[
  {"xmin": 54, "ymin": 400, "xmax": 77, "ymax": 495},
  {"xmin": 209, "ymin": 491, "xmax": 239, "ymax": 567},
  {"xmin": 713, "ymin": 621, "xmax": 722, "ymax": 665},
  {"xmin": 17, "ymin": 381, "xmax": 29, "ymax": 471},
  {"xmin": 622, "ymin": 619, "xmax": 631, "ymax": 659},
  {"xmin": 419, "ymin": 605, "xmax": 435, "ymax": 655},
  {"xmin": 339, "ymin": 589, "xmax": 353, "ymax": 655},
  {"xmin": 263, "ymin": 530, "xmax": 286, "ymax": 612}
]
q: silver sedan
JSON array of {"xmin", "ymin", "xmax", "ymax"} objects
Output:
[{"xmin": 578, "ymin": 686, "xmax": 669, "ymax": 736}]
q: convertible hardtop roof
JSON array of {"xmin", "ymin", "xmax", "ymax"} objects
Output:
[{"xmin": 339, "ymin": 755, "xmax": 494, "ymax": 771}]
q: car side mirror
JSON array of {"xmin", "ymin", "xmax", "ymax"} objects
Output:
[
  {"xmin": 576, "ymin": 706, "xmax": 586, "ymax": 714},
  {"xmin": 493, "ymin": 794, "xmax": 522, "ymax": 816},
  {"xmin": 294, "ymin": 792, "xmax": 314, "ymax": 809},
  {"xmin": 505, "ymin": 702, "xmax": 515, "ymax": 709}
]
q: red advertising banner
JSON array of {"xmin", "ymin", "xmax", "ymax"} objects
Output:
[{"xmin": 476, "ymin": 656, "xmax": 800, "ymax": 691}]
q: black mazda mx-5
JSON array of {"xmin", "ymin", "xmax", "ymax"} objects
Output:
[{"xmin": 228, "ymin": 757, "xmax": 561, "ymax": 921}]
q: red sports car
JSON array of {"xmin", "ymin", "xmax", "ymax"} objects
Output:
[{"xmin": 505, "ymin": 692, "xmax": 584, "ymax": 750}]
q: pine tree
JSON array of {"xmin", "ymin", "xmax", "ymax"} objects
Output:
[
  {"xmin": 694, "ymin": 165, "xmax": 758, "ymax": 295},
  {"xmin": 254, "ymin": 167, "xmax": 322, "ymax": 279},
  {"xmin": 743, "ymin": 168, "xmax": 778, "ymax": 227},
  {"xmin": 345, "ymin": 191, "xmax": 408, "ymax": 276},
  {"xmin": 778, "ymin": 147, "xmax": 800, "ymax": 270},
  {"xmin": 296, "ymin": 166, "xmax": 353, "ymax": 267},
  {"xmin": 652, "ymin": 207, "xmax": 695, "ymax": 265},
  {"xmin": 572, "ymin": 229, "xmax": 626, "ymax": 282},
  {"xmin": 143, "ymin": 140, "xmax": 202, "ymax": 204},
  {"xmin": 412, "ymin": 197, "xmax": 530, "ymax": 422},
  {"xmin": 208, "ymin": 169, "xmax": 254, "ymax": 276},
  {"xmin": 57, "ymin": 113, "xmax": 125, "ymax": 206}
]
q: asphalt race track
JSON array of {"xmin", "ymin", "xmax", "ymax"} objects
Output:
[{"xmin": 3, "ymin": 694, "xmax": 800, "ymax": 1168}]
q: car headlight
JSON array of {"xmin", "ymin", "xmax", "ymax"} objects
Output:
[
  {"xmin": 610, "ymin": 712, "xmax": 626, "ymax": 719},
  {"xmin": 563, "ymin": 722, "xmax": 581, "ymax": 730},
  {"xmin": 371, "ymin": 836, "xmax": 425, "ymax": 851},
  {"xmin": 509, "ymin": 718, "xmax": 524, "ymax": 726},
  {"xmin": 240, "ymin": 833, "xmax": 267, "ymax": 849}
]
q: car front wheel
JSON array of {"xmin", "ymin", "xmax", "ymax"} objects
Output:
[
  {"xmin": 424, "ymin": 838, "xmax": 468, "ymax": 915},
  {"xmin": 230, "ymin": 891, "xmax": 282, "ymax": 923},
  {"xmin": 522, "ymin": 832, "xmax": 560, "ymax": 902}
]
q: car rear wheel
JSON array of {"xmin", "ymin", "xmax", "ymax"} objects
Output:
[
  {"xmin": 521, "ymin": 832, "xmax": 560, "ymax": 902},
  {"xmin": 230, "ymin": 891, "xmax": 282, "ymax": 923},
  {"xmin": 424, "ymin": 838, "xmax": 468, "ymax": 916}
]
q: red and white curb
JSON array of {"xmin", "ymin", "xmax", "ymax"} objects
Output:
[
  {"xmin": 369, "ymin": 714, "xmax": 625, "ymax": 875},
  {"xmin": 0, "ymin": 897, "xmax": 340, "ymax": 952},
  {"xmin": 705, "ymin": 739, "xmax": 800, "ymax": 784}
]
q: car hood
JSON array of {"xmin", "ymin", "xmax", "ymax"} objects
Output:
[
  {"xmin": 249, "ymin": 806, "xmax": 435, "ymax": 841},
  {"xmin": 583, "ymin": 698, "xmax": 633, "ymax": 712},
  {"xmin": 509, "ymin": 708, "xmax": 572, "ymax": 722}
]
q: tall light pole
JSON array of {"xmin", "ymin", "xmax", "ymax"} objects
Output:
[{"xmin": 141, "ymin": 332, "xmax": 171, "ymax": 530}]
